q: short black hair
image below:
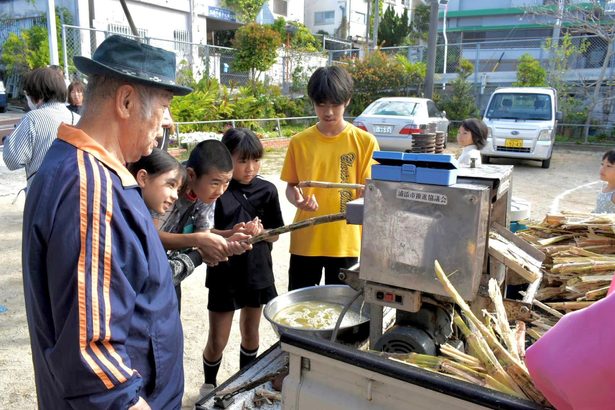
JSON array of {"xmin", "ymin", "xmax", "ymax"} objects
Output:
[
  {"xmin": 307, "ymin": 66, "xmax": 353, "ymax": 105},
  {"xmin": 461, "ymin": 118, "xmax": 488, "ymax": 150},
  {"xmin": 603, "ymin": 149, "xmax": 615, "ymax": 164},
  {"xmin": 127, "ymin": 148, "xmax": 184, "ymax": 179},
  {"xmin": 23, "ymin": 67, "xmax": 67, "ymax": 103},
  {"xmin": 221, "ymin": 127, "xmax": 263, "ymax": 160},
  {"xmin": 186, "ymin": 139, "xmax": 233, "ymax": 178}
]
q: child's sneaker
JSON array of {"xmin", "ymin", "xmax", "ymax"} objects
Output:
[{"xmin": 199, "ymin": 383, "xmax": 215, "ymax": 398}]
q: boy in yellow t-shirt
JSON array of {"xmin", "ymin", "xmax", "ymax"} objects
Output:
[{"xmin": 280, "ymin": 66, "xmax": 379, "ymax": 291}]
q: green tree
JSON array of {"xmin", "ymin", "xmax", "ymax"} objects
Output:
[
  {"xmin": 440, "ymin": 58, "xmax": 479, "ymax": 121},
  {"xmin": 222, "ymin": 0, "xmax": 266, "ymax": 22},
  {"xmin": 544, "ymin": 33, "xmax": 589, "ymax": 128},
  {"xmin": 345, "ymin": 51, "xmax": 425, "ymax": 115},
  {"xmin": 232, "ymin": 23, "xmax": 282, "ymax": 88},
  {"xmin": 378, "ymin": 6, "xmax": 411, "ymax": 47},
  {"xmin": 270, "ymin": 18, "xmax": 319, "ymax": 52},
  {"xmin": 1, "ymin": 7, "xmax": 72, "ymax": 77},
  {"xmin": 513, "ymin": 53, "xmax": 547, "ymax": 87},
  {"xmin": 408, "ymin": 3, "xmax": 430, "ymax": 44}
]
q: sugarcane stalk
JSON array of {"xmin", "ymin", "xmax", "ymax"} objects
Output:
[
  {"xmin": 487, "ymin": 278, "xmax": 520, "ymax": 361},
  {"xmin": 514, "ymin": 321, "xmax": 526, "ymax": 360},
  {"xmin": 531, "ymin": 298, "xmax": 564, "ymax": 319},
  {"xmin": 454, "ymin": 314, "xmax": 525, "ymax": 398},
  {"xmin": 435, "ymin": 260, "xmax": 548, "ymax": 405},
  {"xmin": 247, "ymin": 212, "xmax": 346, "ymax": 244},
  {"xmin": 297, "ymin": 180, "xmax": 365, "ymax": 190},
  {"xmin": 439, "ymin": 343, "xmax": 484, "ymax": 371},
  {"xmin": 526, "ymin": 327, "xmax": 543, "ymax": 341},
  {"xmin": 545, "ymin": 301, "xmax": 594, "ymax": 311}
]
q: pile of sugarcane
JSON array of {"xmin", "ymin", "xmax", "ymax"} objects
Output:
[
  {"xmin": 382, "ymin": 261, "xmax": 550, "ymax": 406},
  {"xmin": 515, "ymin": 213, "xmax": 615, "ymax": 310}
]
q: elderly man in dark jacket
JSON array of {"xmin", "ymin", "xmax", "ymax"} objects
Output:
[{"xmin": 21, "ymin": 35, "xmax": 192, "ymax": 409}]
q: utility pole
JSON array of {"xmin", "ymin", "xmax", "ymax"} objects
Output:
[
  {"xmin": 549, "ymin": 0, "xmax": 565, "ymax": 77},
  {"xmin": 46, "ymin": 0, "xmax": 59, "ymax": 66},
  {"xmin": 373, "ymin": 0, "xmax": 379, "ymax": 48},
  {"xmin": 424, "ymin": 0, "xmax": 439, "ymax": 98},
  {"xmin": 551, "ymin": 0, "xmax": 564, "ymax": 47}
]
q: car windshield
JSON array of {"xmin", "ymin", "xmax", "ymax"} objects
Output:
[
  {"xmin": 364, "ymin": 100, "xmax": 419, "ymax": 116},
  {"xmin": 485, "ymin": 93, "xmax": 552, "ymax": 121}
]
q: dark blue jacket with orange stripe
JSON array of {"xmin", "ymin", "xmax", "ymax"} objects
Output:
[{"xmin": 22, "ymin": 125, "xmax": 183, "ymax": 409}]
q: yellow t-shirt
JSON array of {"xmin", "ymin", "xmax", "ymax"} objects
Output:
[{"xmin": 280, "ymin": 123, "xmax": 379, "ymax": 257}]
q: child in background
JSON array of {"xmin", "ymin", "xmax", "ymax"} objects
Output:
[
  {"xmin": 127, "ymin": 148, "xmax": 205, "ymax": 286},
  {"xmin": 456, "ymin": 118, "xmax": 488, "ymax": 167},
  {"xmin": 157, "ymin": 139, "xmax": 252, "ymax": 310},
  {"xmin": 280, "ymin": 65, "xmax": 379, "ymax": 291},
  {"xmin": 594, "ymin": 149, "xmax": 615, "ymax": 213},
  {"xmin": 202, "ymin": 128, "xmax": 284, "ymax": 391}
]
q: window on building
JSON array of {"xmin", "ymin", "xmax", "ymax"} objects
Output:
[
  {"xmin": 107, "ymin": 23, "xmax": 148, "ymax": 40},
  {"xmin": 273, "ymin": 0, "xmax": 287, "ymax": 16},
  {"xmin": 351, "ymin": 11, "xmax": 366, "ymax": 24},
  {"xmin": 173, "ymin": 29, "xmax": 190, "ymax": 55},
  {"xmin": 315, "ymin": 10, "xmax": 335, "ymax": 25}
]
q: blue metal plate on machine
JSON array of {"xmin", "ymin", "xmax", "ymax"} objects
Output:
[{"xmin": 371, "ymin": 151, "xmax": 459, "ymax": 186}]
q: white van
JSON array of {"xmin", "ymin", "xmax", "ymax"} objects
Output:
[{"xmin": 481, "ymin": 87, "xmax": 562, "ymax": 168}]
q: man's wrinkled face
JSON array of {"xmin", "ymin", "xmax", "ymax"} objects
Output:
[{"xmin": 123, "ymin": 88, "xmax": 173, "ymax": 163}]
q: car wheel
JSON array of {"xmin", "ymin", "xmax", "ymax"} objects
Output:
[
  {"xmin": 482, "ymin": 155, "xmax": 490, "ymax": 164},
  {"xmin": 0, "ymin": 106, "xmax": 6, "ymax": 113},
  {"xmin": 541, "ymin": 157, "xmax": 551, "ymax": 169}
]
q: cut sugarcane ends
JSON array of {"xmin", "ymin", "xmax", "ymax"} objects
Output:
[{"xmin": 385, "ymin": 261, "xmax": 552, "ymax": 407}]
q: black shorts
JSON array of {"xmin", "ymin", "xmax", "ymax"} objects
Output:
[
  {"xmin": 207, "ymin": 285, "xmax": 278, "ymax": 312},
  {"xmin": 288, "ymin": 255, "xmax": 358, "ymax": 291}
]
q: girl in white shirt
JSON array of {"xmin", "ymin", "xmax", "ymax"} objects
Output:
[
  {"xmin": 595, "ymin": 150, "xmax": 615, "ymax": 213},
  {"xmin": 457, "ymin": 118, "xmax": 488, "ymax": 167}
]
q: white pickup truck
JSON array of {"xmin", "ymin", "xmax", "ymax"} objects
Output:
[{"xmin": 481, "ymin": 87, "xmax": 562, "ymax": 169}]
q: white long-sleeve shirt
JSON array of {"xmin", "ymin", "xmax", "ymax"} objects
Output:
[
  {"xmin": 3, "ymin": 102, "xmax": 79, "ymax": 188},
  {"xmin": 457, "ymin": 144, "xmax": 482, "ymax": 167}
]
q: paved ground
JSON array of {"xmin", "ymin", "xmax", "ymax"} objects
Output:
[{"xmin": 0, "ymin": 142, "xmax": 602, "ymax": 408}]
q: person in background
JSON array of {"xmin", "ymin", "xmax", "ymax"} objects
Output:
[
  {"xmin": 456, "ymin": 118, "xmax": 488, "ymax": 167},
  {"xmin": 280, "ymin": 66, "xmax": 379, "ymax": 291},
  {"xmin": 202, "ymin": 128, "xmax": 284, "ymax": 393},
  {"xmin": 66, "ymin": 79, "xmax": 85, "ymax": 114},
  {"xmin": 21, "ymin": 35, "xmax": 192, "ymax": 409},
  {"xmin": 594, "ymin": 149, "xmax": 615, "ymax": 213},
  {"xmin": 3, "ymin": 67, "xmax": 79, "ymax": 190},
  {"xmin": 127, "ymin": 148, "xmax": 206, "ymax": 285}
]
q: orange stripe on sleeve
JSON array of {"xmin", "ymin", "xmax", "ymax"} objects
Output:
[
  {"xmin": 87, "ymin": 155, "xmax": 102, "ymax": 340},
  {"xmin": 77, "ymin": 151, "xmax": 114, "ymax": 389},
  {"xmin": 99, "ymin": 165, "xmax": 133, "ymax": 377}
]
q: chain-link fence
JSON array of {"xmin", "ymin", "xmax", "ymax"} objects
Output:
[
  {"xmin": 61, "ymin": 25, "xmax": 329, "ymax": 92},
  {"xmin": 353, "ymin": 35, "xmax": 614, "ymax": 81}
]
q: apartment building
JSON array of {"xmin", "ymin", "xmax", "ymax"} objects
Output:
[
  {"xmin": 441, "ymin": 0, "xmax": 594, "ymax": 43},
  {"xmin": 304, "ymin": 0, "xmax": 418, "ymax": 43}
]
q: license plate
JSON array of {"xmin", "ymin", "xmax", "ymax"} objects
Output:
[
  {"xmin": 505, "ymin": 138, "xmax": 523, "ymax": 148},
  {"xmin": 374, "ymin": 125, "xmax": 393, "ymax": 134}
]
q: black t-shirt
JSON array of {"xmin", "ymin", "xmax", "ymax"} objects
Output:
[{"xmin": 206, "ymin": 177, "xmax": 284, "ymax": 290}]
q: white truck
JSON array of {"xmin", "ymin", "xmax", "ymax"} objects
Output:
[{"xmin": 481, "ymin": 87, "xmax": 562, "ymax": 169}]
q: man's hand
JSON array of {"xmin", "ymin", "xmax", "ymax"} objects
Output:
[
  {"xmin": 128, "ymin": 397, "xmax": 151, "ymax": 410},
  {"xmin": 292, "ymin": 186, "xmax": 318, "ymax": 211}
]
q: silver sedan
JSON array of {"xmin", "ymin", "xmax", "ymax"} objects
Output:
[{"xmin": 353, "ymin": 97, "xmax": 449, "ymax": 152}]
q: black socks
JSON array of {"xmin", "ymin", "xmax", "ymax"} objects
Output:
[
  {"xmin": 240, "ymin": 345, "xmax": 258, "ymax": 369},
  {"xmin": 203, "ymin": 355, "xmax": 222, "ymax": 387}
]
